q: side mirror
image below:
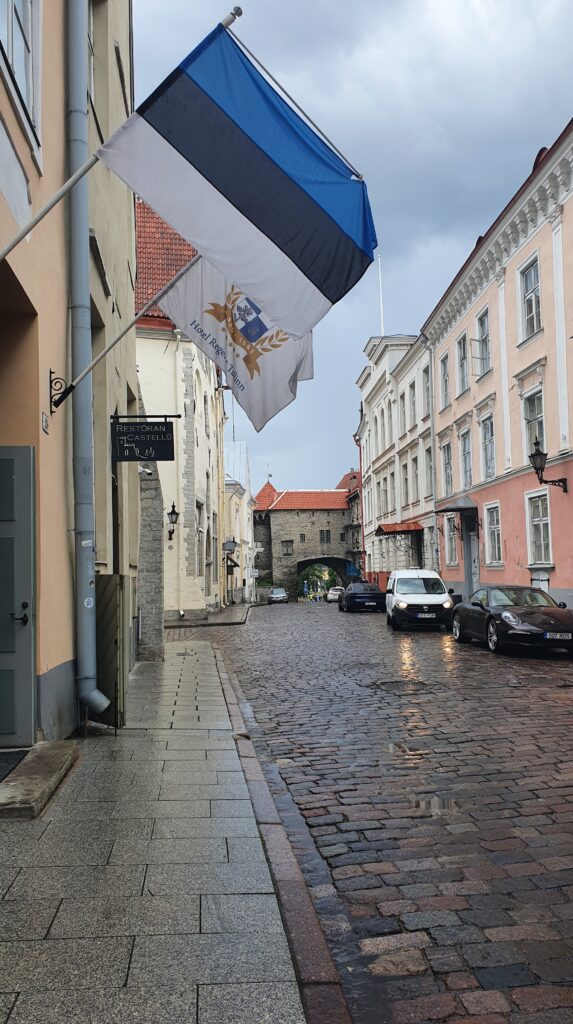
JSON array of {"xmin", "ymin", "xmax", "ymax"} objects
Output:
[
  {"xmin": 558, "ymin": 601, "xmax": 567, "ymax": 609},
  {"xmin": 386, "ymin": 589, "xmax": 392, "ymax": 596},
  {"xmin": 471, "ymin": 600, "xmax": 483, "ymax": 609},
  {"xmin": 448, "ymin": 588, "xmax": 454, "ymax": 595}
]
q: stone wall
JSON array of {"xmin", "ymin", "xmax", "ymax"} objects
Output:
[
  {"xmin": 253, "ymin": 512, "xmax": 272, "ymax": 584},
  {"xmin": 137, "ymin": 457, "xmax": 165, "ymax": 661},
  {"xmin": 270, "ymin": 508, "xmax": 349, "ymax": 596}
]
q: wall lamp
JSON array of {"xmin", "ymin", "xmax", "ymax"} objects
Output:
[
  {"xmin": 167, "ymin": 502, "xmax": 180, "ymax": 540},
  {"xmin": 529, "ymin": 438, "xmax": 568, "ymax": 493}
]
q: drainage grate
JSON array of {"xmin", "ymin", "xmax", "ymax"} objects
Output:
[{"xmin": 0, "ymin": 750, "xmax": 28, "ymax": 783}]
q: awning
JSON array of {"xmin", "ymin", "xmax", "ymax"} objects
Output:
[
  {"xmin": 375, "ymin": 519, "xmax": 422, "ymax": 536},
  {"xmin": 436, "ymin": 496, "xmax": 477, "ymax": 514}
]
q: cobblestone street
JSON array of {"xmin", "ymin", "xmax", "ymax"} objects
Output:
[{"xmin": 185, "ymin": 603, "xmax": 573, "ymax": 1024}]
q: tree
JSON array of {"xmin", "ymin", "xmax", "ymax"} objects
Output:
[{"xmin": 298, "ymin": 564, "xmax": 339, "ymax": 593}]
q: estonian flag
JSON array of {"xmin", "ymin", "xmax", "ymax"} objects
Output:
[{"xmin": 97, "ymin": 23, "xmax": 377, "ymax": 339}]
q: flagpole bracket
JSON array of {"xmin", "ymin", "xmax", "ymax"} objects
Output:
[
  {"xmin": 221, "ymin": 7, "xmax": 242, "ymax": 28},
  {"xmin": 50, "ymin": 370, "xmax": 68, "ymax": 414}
]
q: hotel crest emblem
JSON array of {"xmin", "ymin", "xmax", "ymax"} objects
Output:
[{"xmin": 205, "ymin": 286, "xmax": 289, "ymax": 379}]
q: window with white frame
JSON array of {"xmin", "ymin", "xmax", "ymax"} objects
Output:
[
  {"xmin": 423, "ymin": 365, "xmax": 430, "ymax": 417},
  {"xmin": 445, "ymin": 515, "xmax": 457, "ymax": 565},
  {"xmin": 387, "ymin": 401, "xmax": 393, "ymax": 445},
  {"xmin": 440, "ymin": 354, "xmax": 450, "ymax": 408},
  {"xmin": 409, "ymin": 382, "xmax": 416, "ymax": 427},
  {"xmin": 484, "ymin": 504, "xmax": 502, "ymax": 564},
  {"xmin": 401, "ymin": 463, "xmax": 409, "ymax": 506},
  {"xmin": 524, "ymin": 389, "xmax": 544, "ymax": 452},
  {"xmin": 460, "ymin": 430, "xmax": 472, "ymax": 489},
  {"xmin": 476, "ymin": 310, "xmax": 490, "ymax": 376},
  {"xmin": 528, "ymin": 492, "xmax": 551, "ymax": 564},
  {"xmin": 482, "ymin": 416, "xmax": 495, "ymax": 480},
  {"xmin": 376, "ymin": 480, "xmax": 381, "ymax": 517},
  {"xmin": 521, "ymin": 258, "xmax": 541, "ymax": 339},
  {"xmin": 373, "ymin": 416, "xmax": 378, "ymax": 457},
  {"xmin": 442, "ymin": 442, "xmax": 453, "ymax": 496},
  {"xmin": 412, "ymin": 456, "xmax": 419, "ymax": 502},
  {"xmin": 382, "ymin": 477, "xmax": 388, "ymax": 515},
  {"xmin": 425, "ymin": 447, "xmax": 433, "ymax": 496},
  {"xmin": 399, "ymin": 393, "xmax": 406, "ymax": 436},
  {"xmin": 389, "ymin": 471, "xmax": 395, "ymax": 510},
  {"xmin": 380, "ymin": 409, "xmax": 386, "ymax": 451},
  {"xmin": 457, "ymin": 334, "xmax": 469, "ymax": 393},
  {"xmin": 0, "ymin": 0, "xmax": 35, "ymax": 119}
]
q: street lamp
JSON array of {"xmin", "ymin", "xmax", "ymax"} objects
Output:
[
  {"xmin": 528, "ymin": 438, "xmax": 568, "ymax": 493},
  {"xmin": 167, "ymin": 502, "xmax": 180, "ymax": 540}
]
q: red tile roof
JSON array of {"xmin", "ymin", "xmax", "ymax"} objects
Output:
[
  {"xmin": 335, "ymin": 469, "xmax": 361, "ymax": 492},
  {"xmin": 254, "ymin": 481, "xmax": 279, "ymax": 511},
  {"xmin": 375, "ymin": 520, "xmax": 422, "ymax": 535},
  {"xmin": 135, "ymin": 198, "xmax": 197, "ymax": 319},
  {"xmin": 269, "ymin": 490, "xmax": 349, "ymax": 511}
]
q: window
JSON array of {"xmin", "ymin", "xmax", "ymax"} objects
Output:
[
  {"xmin": 380, "ymin": 409, "xmax": 386, "ymax": 451},
  {"xmin": 382, "ymin": 477, "xmax": 388, "ymax": 515},
  {"xmin": 281, "ymin": 540, "xmax": 294, "ymax": 555},
  {"xmin": 440, "ymin": 354, "xmax": 450, "ymax": 408},
  {"xmin": 485, "ymin": 504, "xmax": 502, "ymax": 564},
  {"xmin": 476, "ymin": 310, "xmax": 490, "ymax": 376},
  {"xmin": 423, "ymin": 366, "xmax": 430, "ymax": 417},
  {"xmin": 445, "ymin": 515, "xmax": 457, "ymax": 565},
  {"xmin": 340, "ymin": 532, "xmax": 345, "ymax": 542},
  {"xmin": 373, "ymin": 416, "xmax": 378, "ymax": 457},
  {"xmin": 412, "ymin": 456, "xmax": 419, "ymax": 502},
  {"xmin": 1, "ymin": 0, "xmax": 34, "ymax": 116},
  {"xmin": 460, "ymin": 430, "xmax": 472, "ymax": 489},
  {"xmin": 457, "ymin": 334, "xmax": 469, "ymax": 394},
  {"xmin": 319, "ymin": 529, "xmax": 331, "ymax": 544},
  {"xmin": 212, "ymin": 513, "xmax": 218, "ymax": 582},
  {"xmin": 389, "ymin": 472, "xmax": 395, "ymax": 510},
  {"xmin": 376, "ymin": 480, "xmax": 381, "ymax": 516},
  {"xmin": 387, "ymin": 401, "xmax": 393, "ymax": 444},
  {"xmin": 399, "ymin": 393, "xmax": 406, "ymax": 436},
  {"xmin": 482, "ymin": 416, "xmax": 495, "ymax": 480},
  {"xmin": 442, "ymin": 442, "xmax": 453, "ymax": 496},
  {"xmin": 401, "ymin": 464, "xmax": 409, "ymax": 505},
  {"xmin": 524, "ymin": 390, "xmax": 544, "ymax": 452},
  {"xmin": 299, "ymin": 533, "xmax": 305, "ymax": 543},
  {"xmin": 528, "ymin": 493, "xmax": 551, "ymax": 564},
  {"xmin": 409, "ymin": 382, "xmax": 416, "ymax": 427},
  {"xmin": 425, "ymin": 447, "xmax": 433, "ymax": 496},
  {"xmin": 196, "ymin": 503, "xmax": 204, "ymax": 576},
  {"xmin": 522, "ymin": 258, "xmax": 541, "ymax": 339}
]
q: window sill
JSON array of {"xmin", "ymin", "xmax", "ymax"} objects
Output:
[
  {"xmin": 439, "ymin": 403, "xmax": 451, "ymax": 413},
  {"xmin": 476, "ymin": 367, "xmax": 493, "ymax": 383},
  {"xmin": 421, "ymin": 413, "xmax": 431, "ymax": 423},
  {"xmin": 527, "ymin": 563, "xmax": 554, "ymax": 571},
  {"xmin": 456, "ymin": 387, "xmax": 470, "ymax": 399},
  {"xmin": 445, "ymin": 561, "xmax": 459, "ymax": 568},
  {"xmin": 484, "ymin": 562, "xmax": 504, "ymax": 569},
  {"xmin": 517, "ymin": 327, "xmax": 544, "ymax": 349}
]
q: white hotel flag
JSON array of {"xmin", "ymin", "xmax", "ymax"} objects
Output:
[
  {"xmin": 157, "ymin": 258, "xmax": 313, "ymax": 432},
  {"xmin": 97, "ymin": 23, "xmax": 377, "ymax": 340}
]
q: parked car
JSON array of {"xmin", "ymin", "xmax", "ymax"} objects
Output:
[
  {"xmin": 326, "ymin": 586, "xmax": 344, "ymax": 603},
  {"xmin": 452, "ymin": 585, "xmax": 573, "ymax": 654},
  {"xmin": 267, "ymin": 587, "xmax": 288, "ymax": 604},
  {"xmin": 386, "ymin": 569, "xmax": 454, "ymax": 630},
  {"xmin": 338, "ymin": 582, "xmax": 386, "ymax": 613}
]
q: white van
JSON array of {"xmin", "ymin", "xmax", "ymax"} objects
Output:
[{"xmin": 386, "ymin": 569, "xmax": 454, "ymax": 630}]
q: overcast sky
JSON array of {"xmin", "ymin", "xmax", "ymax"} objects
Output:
[{"xmin": 134, "ymin": 0, "xmax": 573, "ymax": 495}]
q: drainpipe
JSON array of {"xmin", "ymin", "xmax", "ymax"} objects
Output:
[
  {"xmin": 67, "ymin": 0, "xmax": 110, "ymax": 714},
  {"xmin": 420, "ymin": 333, "xmax": 440, "ymax": 572},
  {"xmin": 353, "ymin": 411, "xmax": 367, "ymax": 580}
]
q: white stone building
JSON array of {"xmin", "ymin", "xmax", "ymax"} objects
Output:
[{"xmin": 224, "ymin": 442, "xmax": 256, "ymax": 604}]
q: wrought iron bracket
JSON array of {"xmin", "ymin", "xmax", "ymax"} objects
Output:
[
  {"xmin": 50, "ymin": 370, "xmax": 67, "ymax": 414},
  {"xmin": 539, "ymin": 475, "xmax": 568, "ymax": 493}
]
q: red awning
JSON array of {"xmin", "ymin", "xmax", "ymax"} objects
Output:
[{"xmin": 375, "ymin": 519, "xmax": 422, "ymax": 536}]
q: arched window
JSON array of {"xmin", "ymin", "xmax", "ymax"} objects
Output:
[
  {"xmin": 380, "ymin": 408, "xmax": 386, "ymax": 451},
  {"xmin": 373, "ymin": 416, "xmax": 378, "ymax": 458},
  {"xmin": 387, "ymin": 401, "xmax": 393, "ymax": 445},
  {"xmin": 204, "ymin": 393, "xmax": 210, "ymax": 437}
]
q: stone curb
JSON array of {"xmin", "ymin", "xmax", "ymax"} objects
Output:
[
  {"xmin": 165, "ymin": 603, "xmax": 255, "ymax": 629},
  {"xmin": 213, "ymin": 644, "xmax": 352, "ymax": 1024},
  {"xmin": 0, "ymin": 740, "xmax": 79, "ymax": 819}
]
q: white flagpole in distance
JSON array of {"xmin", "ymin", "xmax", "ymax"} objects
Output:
[{"xmin": 0, "ymin": 8, "xmax": 243, "ymax": 264}]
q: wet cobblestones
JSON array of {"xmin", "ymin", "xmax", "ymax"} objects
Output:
[{"xmin": 178, "ymin": 604, "xmax": 573, "ymax": 1023}]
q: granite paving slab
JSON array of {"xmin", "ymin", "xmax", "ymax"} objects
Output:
[
  {"xmin": 200, "ymin": 894, "xmax": 284, "ymax": 933},
  {"xmin": 0, "ymin": 899, "xmax": 60, "ymax": 940},
  {"xmin": 0, "ymin": 838, "xmax": 114, "ymax": 866},
  {"xmin": 8, "ymin": 986, "xmax": 197, "ymax": 1024},
  {"xmin": 5, "ymin": 864, "xmax": 145, "ymax": 900},
  {"xmin": 211, "ymin": 800, "xmax": 255, "ymax": 818},
  {"xmin": 154, "ymin": 768, "xmax": 219, "ymax": 784},
  {"xmin": 0, "ymin": 821, "xmax": 49, "ymax": 840},
  {"xmin": 158, "ymin": 782, "xmax": 249, "ymax": 801},
  {"xmin": 109, "ymin": 837, "xmax": 228, "ymax": 865},
  {"xmin": 110, "ymin": 800, "xmax": 210, "ymax": 819},
  {"xmin": 198, "ymin": 983, "xmax": 306, "ymax": 1024},
  {"xmin": 152, "ymin": 817, "xmax": 259, "ymax": 839},
  {"xmin": 49, "ymin": 895, "xmax": 200, "ymax": 938},
  {"xmin": 165, "ymin": 736, "xmax": 235, "ymax": 749},
  {"xmin": 40, "ymin": 818, "xmax": 154, "ymax": 841},
  {"xmin": 41, "ymin": 801, "xmax": 117, "ymax": 820},
  {"xmin": 0, "ymin": 936, "xmax": 133, "ymax": 991},
  {"xmin": 144, "ymin": 862, "xmax": 273, "ymax": 895},
  {"xmin": 0, "ymin": 995, "xmax": 16, "ymax": 1024},
  {"xmin": 0, "ymin": 866, "xmax": 18, "ymax": 897},
  {"xmin": 128, "ymin": 932, "xmax": 295, "ymax": 986},
  {"xmin": 227, "ymin": 838, "xmax": 267, "ymax": 863}
]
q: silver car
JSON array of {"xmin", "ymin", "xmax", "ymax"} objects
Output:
[{"xmin": 268, "ymin": 587, "xmax": 288, "ymax": 604}]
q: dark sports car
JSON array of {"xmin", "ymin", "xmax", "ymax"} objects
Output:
[
  {"xmin": 338, "ymin": 582, "xmax": 386, "ymax": 613},
  {"xmin": 452, "ymin": 585, "xmax": 573, "ymax": 654}
]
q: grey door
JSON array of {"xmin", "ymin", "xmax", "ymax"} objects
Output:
[{"xmin": 0, "ymin": 447, "xmax": 35, "ymax": 747}]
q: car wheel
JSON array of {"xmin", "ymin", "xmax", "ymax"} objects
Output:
[
  {"xmin": 452, "ymin": 613, "xmax": 467, "ymax": 644},
  {"xmin": 386, "ymin": 613, "xmax": 392, "ymax": 626},
  {"xmin": 391, "ymin": 616, "xmax": 401, "ymax": 631},
  {"xmin": 486, "ymin": 618, "xmax": 502, "ymax": 654},
  {"xmin": 338, "ymin": 602, "xmax": 343, "ymax": 612}
]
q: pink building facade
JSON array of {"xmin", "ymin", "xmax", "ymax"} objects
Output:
[{"xmin": 424, "ymin": 121, "xmax": 573, "ymax": 602}]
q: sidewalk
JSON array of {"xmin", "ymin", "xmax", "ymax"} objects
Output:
[
  {"xmin": 165, "ymin": 602, "xmax": 254, "ymax": 630},
  {"xmin": 0, "ymin": 640, "xmax": 306, "ymax": 1024}
]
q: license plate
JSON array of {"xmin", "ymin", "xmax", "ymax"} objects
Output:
[
  {"xmin": 364, "ymin": 602, "xmax": 376, "ymax": 606},
  {"xmin": 417, "ymin": 613, "xmax": 435, "ymax": 619},
  {"xmin": 544, "ymin": 632, "xmax": 572, "ymax": 640}
]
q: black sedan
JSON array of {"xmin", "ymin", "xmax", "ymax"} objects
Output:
[
  {"xmin": 338, "ymin": 582, "xmax": 386, "ymax": 613},
  {"xmin": 452, "ymin": 585, "xmax": 573, "ymax": 654}
]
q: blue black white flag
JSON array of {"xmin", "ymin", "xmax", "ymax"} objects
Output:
[
  {"xmin": 157, "ymin": 257, "xmax": 313, "ymax": 432},
  {"xmin": 97, "ymin": 23, "xmax": 376, "ymax": 338}
]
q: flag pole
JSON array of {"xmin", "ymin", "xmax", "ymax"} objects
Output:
[
  {"xmin": 52, "ymin": 253, "xmax": 201, "ymax": 409},
  {"xmin": 221, "ymin": 6, "xmax": 242, "ymax": 28},
  {"xmin": 0, "ymin": 155, "xmax": 99, "ymax": 263}
]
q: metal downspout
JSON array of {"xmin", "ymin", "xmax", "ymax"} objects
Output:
[
  {"xmin": 67, "ymin": 0, "xmax": 110, "ymax": 714},
  {"xmin": 420, "ymin": 334, "xmax": 440, "ymax": 572}
]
